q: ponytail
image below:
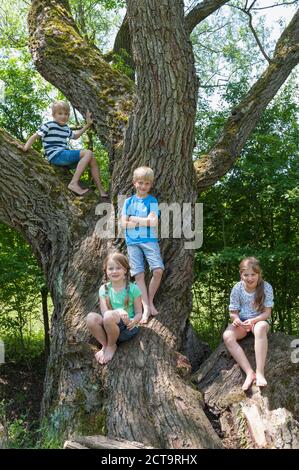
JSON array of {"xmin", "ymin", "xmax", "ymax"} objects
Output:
[{"xmin": 254, "ymin": 278, "xmax": 265, "ymax": 312}]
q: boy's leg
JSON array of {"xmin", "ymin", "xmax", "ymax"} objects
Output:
[
  {"xmin": 89, "ymin": 155, "xmax": 108, "ymax": 197},
  {"xmin": 148, "ymin": 268, "xmax": 163, "ymax": 316},
  {"xmin": 253, "ymin": 321, "xmax": 269, "ymax": 387},
  {"xmin": 142, "ymin": 242, "xmax": 164, "ymax": 317},
  {"xmin": 86, "ymin": 312, "xmax": 107, "ymax": 364},
  {"xmin": 102, "ymin": 310, "xmax": 121, "ymax": 363},
  {"xmin": 135, "ymin": 272, "xmax": 151, "ymax": 323},
  {"xmin": 50, "ymin": 150, "xmax": 89, "ymax": 196},
  {"xmin": 223, "ymin": 324, "xmax": 255, "ymax": 390},
  {"xmin": 127, "ymin": 245, "xmax": 150, "ymax": 322},
  {"xmin": 68, "ymin": 149, "xmax": 93, "ymax": 195}
]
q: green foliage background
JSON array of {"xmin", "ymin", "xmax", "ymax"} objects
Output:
[{"xmin": 0, "ymin": 0, "xmax": 298, "ymax": 447}]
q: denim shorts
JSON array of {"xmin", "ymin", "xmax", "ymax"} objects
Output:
[
  {"xmin": 117, "ymin": 319, "xmax": 139, "ymax": 343},
  {"xmin": 127, "ymin": 242, "xmax": 164, "ymax": 277},
  {"xmin": 50, "ymin": 149, "xmax": 81, "ymax": 168}
]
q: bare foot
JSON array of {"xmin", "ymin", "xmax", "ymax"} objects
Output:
[
  {"xmin": 140, "ymin": 305, "xmax": 150, "ymax": 324},
  {"xmin": 102, "ymin": 344, "xmax": 117, "ymax": 364},
  {"xmin": 68, "ymin": 183, "xmax": 89, "ymax": 196},
  {"xmin": 140, "ymin": 312, "xmax": 150, "ymax": 324},
  {"xmin": 242, "ymin": 372, "xmax": 256, "ymax": 391},
  {"xmin": 256, "ymin": 373, "xmax": 267, "ymax": 387},
  {"xmin": 150, "ymin": 304, "xmax": 159, "ymax": 316},
  {"xmin": 95, "ymin": 348, "xmax": 106, "ymax": 365}
]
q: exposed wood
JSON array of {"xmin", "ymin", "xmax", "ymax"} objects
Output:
[
  {"xmin": 0, "ymin": 0, "xmax": 297, "ymax": 450},
  {"xmin": 193, "ymin": 333, "xmax": 299, "ymax": 448},
  {"xmin": 64, "ymin": 435, "xmax": 154, "ymax": 449}
]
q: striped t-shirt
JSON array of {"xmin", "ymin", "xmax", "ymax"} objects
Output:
[{"xmin": 37, "ymin": 121, "xmax": 75, "ymax": 161}]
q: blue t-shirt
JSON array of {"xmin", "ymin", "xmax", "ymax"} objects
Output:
[
  {"xmin": 229, "ymin": 280, "xmax": 274, "ymax": 321},
  {"xmin": 37, "ymin": 121, "xmax": 75, "ymax": 161},
  {"xmin": 122, "ymin": 194, "xmax": 159, "ymax": 245}
]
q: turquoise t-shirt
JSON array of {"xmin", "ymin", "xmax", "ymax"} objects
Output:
[{"xmin": 99, "ymin": 282, "xmax": 141, "ymax": 319}]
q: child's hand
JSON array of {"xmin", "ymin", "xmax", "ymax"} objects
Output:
[
  {"xmin": 118, "ymin": 309, "xmax": 129, "ymax": 325},
  {"xmin": 86, "ymin": 110, "xmax": 93, "ymax": 126},
  {"xmin": 232, "ymin": 317, "xmax": 244, "ymax": 328},
  {"xmin": 127, "ymin": 319, "xmax": 138, "ymax": 330},
  {"xmin": 243, "ymin": 319, "xmax": 254, "ymax": 332}
]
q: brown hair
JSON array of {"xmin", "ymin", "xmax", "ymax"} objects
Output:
[
  {"xmin": 103, "ymin": 251, "xmax": 130, "ymax": 310},
  {"xmin": 240, "ymin": 257, "xmax": 265, "ymax": 312}
]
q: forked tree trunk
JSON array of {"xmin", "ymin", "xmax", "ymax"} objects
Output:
[
  {"xmin": 1, "ymin": 0, "xmax": 222, "ymax": 448},
  {"xmin": 0, "ymin": 0, "xmax": 298, "ymax": 448}
]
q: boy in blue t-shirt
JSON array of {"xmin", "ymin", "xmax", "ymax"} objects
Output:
[{"xmin": 122, "ymin": 166, "xmax": 164, "ymax": 323}]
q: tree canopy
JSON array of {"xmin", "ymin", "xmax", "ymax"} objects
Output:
[{"xmin": 0, "ymin": 0, "xmax": 298, "ymax": 449}]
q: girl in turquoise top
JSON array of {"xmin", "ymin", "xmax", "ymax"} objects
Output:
[
  {"xmin": 223, "ymin": 257, "xmax": 274, "ymax": 391},
  {"xmin": 86, "ymin": 252, "xmax": 142, "ymax": 364}
]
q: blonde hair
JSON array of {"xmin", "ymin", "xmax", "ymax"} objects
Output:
[
  {"xmin": 51, "ymin": 100, "xmax": 70, "ymax": 115},
  {"xmin": 103, "ymin": 252, "xmax": 130, "ymax": 310},
  {"xmin": 240, "ymin": 257, "xmax": 265, "ymax": 312},
  {"xmin": 133, "ymin": 166, "xmax": 154, "ymax": 183}
]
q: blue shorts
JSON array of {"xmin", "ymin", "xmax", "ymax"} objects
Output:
[
  {"xmin": 127, "ymin": 242, "xmax": 164, "ymax": 277},
  {"xmin": 50, "ymin": 149, "xmax": 81, "ymax": 168},
  {"xmin": 117, "ymin": 319, "xmax": 139, "ymax": 343}
]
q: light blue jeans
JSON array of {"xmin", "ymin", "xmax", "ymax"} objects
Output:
[{"xmin": 127, "ymin": 242, "xmax": 164, "ymax": 277}]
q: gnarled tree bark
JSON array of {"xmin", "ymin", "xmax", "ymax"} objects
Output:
[
  {"xmin": 193, "ymin": 333, "xmax": 299, "ymax": 448},
  {"xmin": 0, "ymin": 0, "xmax": 298, "ymax": 448}
]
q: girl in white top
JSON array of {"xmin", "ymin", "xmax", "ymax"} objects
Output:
[{"xmin": 223, "ymin": 257, "xmax": 274, "ymax": 391}]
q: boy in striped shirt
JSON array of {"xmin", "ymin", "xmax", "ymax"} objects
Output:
[{"xmin": 22, "ymin": 101, "xmax": 107, "ymax": 197}]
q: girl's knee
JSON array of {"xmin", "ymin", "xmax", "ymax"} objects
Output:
[
  {"xmin": 254, "ymin": 321, "xmax": 269, "ymax": 335},
  {"xmin": 86, "ymin": 312, "xmax": 102, "ymax": 328},
  {"xmin": 103, "ymin": 310, "xmax": 118, "ymax": 324},
  {"xmin": 223, "ymin": 329, "xmax": 235, "ymax": 345}
]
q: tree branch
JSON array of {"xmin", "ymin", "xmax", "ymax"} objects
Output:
[
  {"xmin": 231, "ymin": 4, "xmax": 271, "ymax": 63},
  {"xmin": 28, "ymin": 0, "xmax": 135, "ymax": 166},
  {"xmin": 251, "ymin": 1, "xmax": 299, "ymax": 10},
  {"xmin": 110, "ymin": 13, "xmax": 135, "ymax": 79},
  {"xmin": 195, "ymin": 9, "xmax": 299, "ymax": 192},
  {"xmin": 185, "ymin": 0, "xmax": 230, "ymax": 34}
]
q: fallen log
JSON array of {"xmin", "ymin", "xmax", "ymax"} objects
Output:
[{"xmin": 193, "ymin": 332, "xmax": 299, "ymax": 448}]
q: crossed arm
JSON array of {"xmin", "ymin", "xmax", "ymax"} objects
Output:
[{"xmin": 121, "ymin": 212, "xmax": 158, "ymax": 229}]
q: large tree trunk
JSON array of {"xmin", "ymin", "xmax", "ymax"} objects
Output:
[
  {"xmin": 193, "ymin": 333, "xmax": 299, "ymax": 448},
  {"xmin": 0, "ymin": 0, "xmax": 298, "ymax": 448}
]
